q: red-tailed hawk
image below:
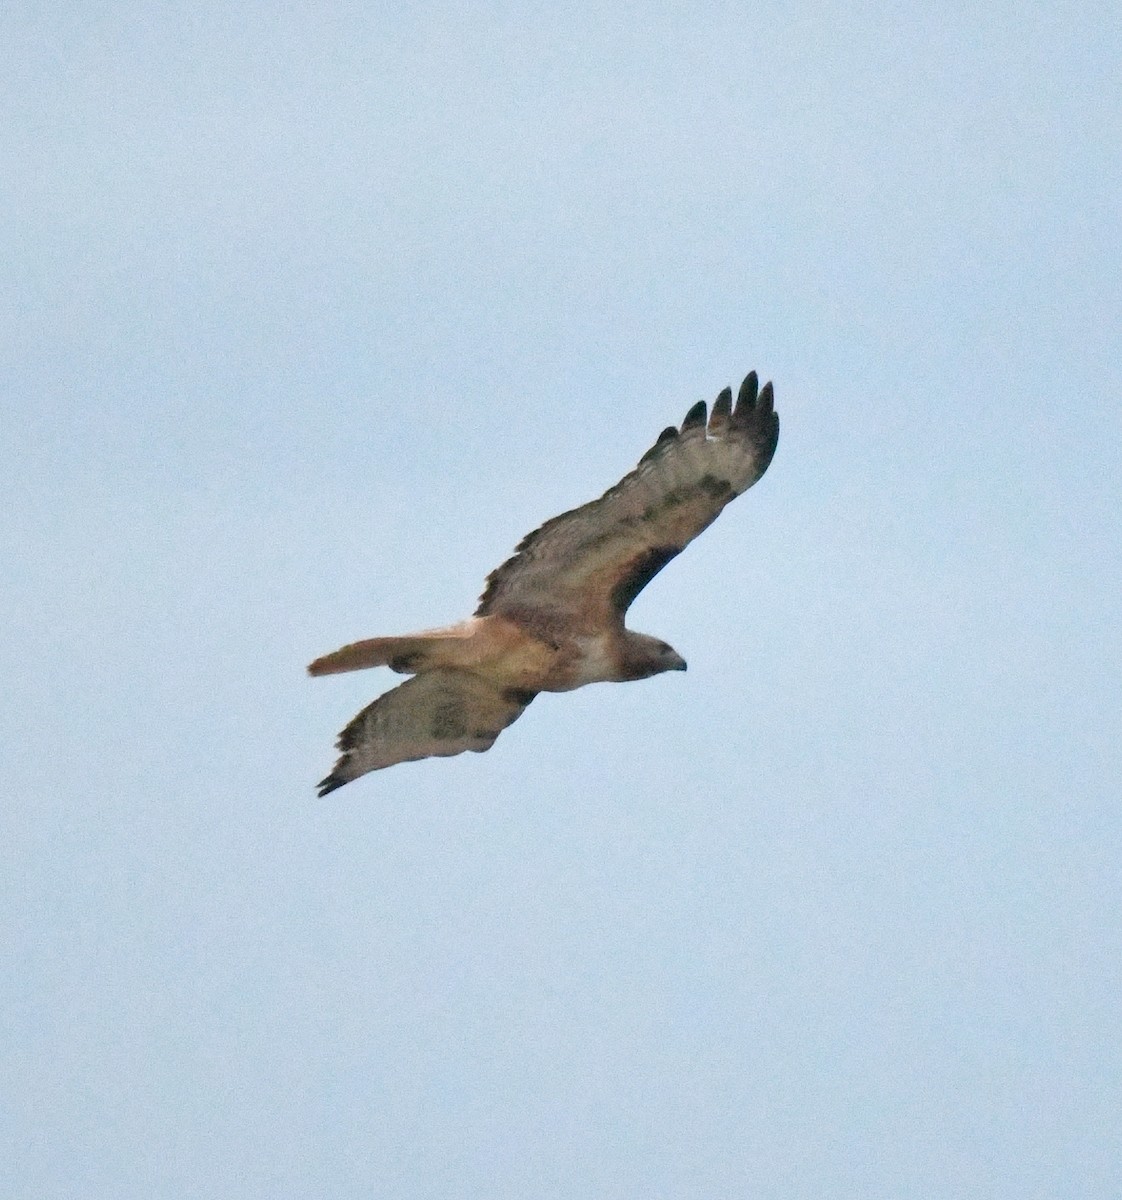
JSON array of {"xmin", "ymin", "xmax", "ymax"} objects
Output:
[{"xmin": 309, "ymin": 371, "xmax": 779, "ymax": 795}]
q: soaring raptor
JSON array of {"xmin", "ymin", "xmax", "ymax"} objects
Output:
[{"xmin": 309, "ymin": 371, "xmax": 779, "ymax": 795}]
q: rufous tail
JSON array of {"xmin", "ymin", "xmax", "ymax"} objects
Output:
[{"xmin": 307, "ymin": 636, "xmax": 431, "ymax": 677}]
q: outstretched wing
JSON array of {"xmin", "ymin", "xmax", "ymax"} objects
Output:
[
  {"xmin": 476, "ymin": 372, "xmax": 778, "ymax": 629},
  {"xmin": 317, "ymin": 669, "xmax": 536, "ymax": 796}
]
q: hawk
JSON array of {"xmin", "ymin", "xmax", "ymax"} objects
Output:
[{"xmin": 310, "ymin": 371, "xmax": 779, "ymax": 795}]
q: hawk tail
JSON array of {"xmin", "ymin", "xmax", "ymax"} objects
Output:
[{"xmin": 307, "ymin": 626, "xmax": 474, "ymax": 677}]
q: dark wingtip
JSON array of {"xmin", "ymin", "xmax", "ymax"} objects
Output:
[
  {"xmin": 317, "ymin": 772, "xmax": 347, "ymax": 798},
  {"xmin": 710, "ymin": 386, "xmax": 732, "ymax": 425},
  {"xmin": 681, "ymin": 399, "xmax": 707, "ymax": 431},
  {"xmin": 639, "ymin": 424, "xmax": 679, "ymax": 464},
  {"xmin": 753, "ymin": 409, "xmax": 780, "ymax": 477},
  {"xmin": 757, "ymin": 380, "xmax": 774, "ymax": 414},
  {"xmin": 733, "ymin": 371, "xmax": 759, "ymax": 420}
]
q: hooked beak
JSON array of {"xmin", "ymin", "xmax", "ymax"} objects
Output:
[{"xmin": 670, "ymin": 653, "xmax": 687, "ymax": 672}]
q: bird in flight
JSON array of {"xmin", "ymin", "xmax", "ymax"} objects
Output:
[{"xmin": 309, "ymin": 371, "xmax": 779, "ymax": 795}]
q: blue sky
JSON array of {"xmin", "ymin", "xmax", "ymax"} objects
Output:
[{"xmin": 3, "ymin": 3, "xmax": 1120, "ymax": 1197}]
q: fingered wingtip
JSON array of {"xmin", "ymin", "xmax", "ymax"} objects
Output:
[
  {"xmin": 681, "ymin": 399, "xmax": 707, "ymax": 431},
  {"xmin": 317, "ymin": 772, "xmax": 347, "ymax": 798},
  {"xmin": 733, "ymin": 371, "xmax": 758, "ymax": 418},
  {"xmin": 639, "ymin": 424, "xmax": 679, "ymax": 464},
  {"xmin": 710, "ymin": 386, "xmax": 733, "ymax": 425},
  {"xmin": 730, "ymin": 371, "xmax": 778, "ymax": 437}
]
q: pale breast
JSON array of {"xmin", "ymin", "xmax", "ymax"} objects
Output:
[
  {"xmin": 470, "ymin": 615, "xmax": 622, "ymax": 693},
  {"xmin": 556, "ymin": 633, "xmax": 621, "ymax": 689}
]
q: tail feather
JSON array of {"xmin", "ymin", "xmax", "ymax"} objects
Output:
[
  {"xmin": 307, "ymin": 637, "xmax": 419, "ymax": 677},
  {"xmin": 307, "ymin": 624, "xmax": 478, "ymax": 677}
]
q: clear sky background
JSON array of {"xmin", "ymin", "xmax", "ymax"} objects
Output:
[{"xmin": 3, "ymin": 3, "xmax": 1120, "ymax": 1197}]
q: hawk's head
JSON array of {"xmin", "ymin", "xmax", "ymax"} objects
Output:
[{"xmin": 618, "ymin": 632, "xmax": 687, "ymax": 681}]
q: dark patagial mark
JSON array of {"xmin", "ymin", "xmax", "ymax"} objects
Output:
[
  {"xmin": 389, "ymin": 653, "xmax": 421, "ymax": 673},
  {"xmin": 502, "ymin": 687, "xmax": 538, "ymax": 707},
  {"xmin": 487, "ymin": 605, "xmax": 567, "ymax": 647},
  {"xmin": 611, "ymin": 544, "xmax": 681, "ymax": 614}
]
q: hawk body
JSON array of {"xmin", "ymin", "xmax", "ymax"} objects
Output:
[{"xmin": 310, "ymin": 371, "xmax": 778, "ymax": 795}]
